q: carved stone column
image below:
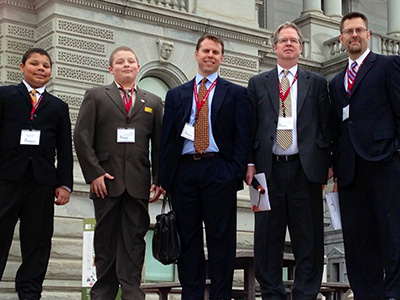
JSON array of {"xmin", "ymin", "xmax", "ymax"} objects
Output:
[
  {"xmin": 323, "ymin": 0, "xmax": 342, "ymax": 20},
  {"xmin": 302, "ymin": 0, "xmax": 323, "ymax": 15},
  {"xmin": 387, "ymin": 0, "xmax": 400, "ymax": 36}
]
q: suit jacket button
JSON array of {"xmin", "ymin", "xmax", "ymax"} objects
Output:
[{"xmin": 348, "ymin": 121, "xmax": 352, "ymax": 124}]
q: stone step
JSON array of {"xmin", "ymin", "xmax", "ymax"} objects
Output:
[{"xmin": 2, "ymin": 216, "xmax": 84, "ymax": 299}]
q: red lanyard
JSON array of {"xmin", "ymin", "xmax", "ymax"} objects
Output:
[
  {"xmin": 30, "ymin": 94, "xmax": 43, "ymax": 121},
  {"xmin": 121, "ymin": 86, "xmax": 134, "ymax": 117},
  {"xmin": 193, "ymin": 78, "xmax": 218, "ymax": 118},
  {"xmin": 278, "ymin": 71, "xmax": 298, "ymax": 107}
]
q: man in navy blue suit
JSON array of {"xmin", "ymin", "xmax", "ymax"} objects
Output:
[
  {"xmin": 159, "ymin": 33, "xmax": 251, "ymax": 300},
  {"xmin": 330, "ymin": 12, "xmax": 400, "ymax": 300}
]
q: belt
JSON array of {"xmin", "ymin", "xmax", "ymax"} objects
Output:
[
  {"xmin": 273, "ymin": 153, "xmax": 300, "ymax": 162},
  {"xmin": 183, "ymin": 152, "xmax": 218, "ymax": 161}
]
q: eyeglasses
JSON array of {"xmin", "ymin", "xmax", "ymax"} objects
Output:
[
  {"xmin": 277, "ymin": 38, "xmax": 300, "ymax": 44},
  {"xmin": 341, "ymin": 28, "xmax": 368, "ymax": 36}
]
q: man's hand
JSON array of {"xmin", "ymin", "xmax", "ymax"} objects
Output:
[
  {"xmin": 328, "ymin": 167, "xmax": 334, "ymax": 180},
  {"xmin": 149, "ymin": 184, "xmax": 165, "ymax": 203},
  {"xmin": 245, "ymin": 165, "xmax": 257, "ymax": 186},
  {"xmin": 55, "ymin": 187, "xmax": 71, "ymax": 206},
  {"xmin": 333, "ymin": 180, "xmax": 338, "ymax": 193},
  {"xmin": 91, "ymin": 173, "xmax": 114, "ymax": 199}
]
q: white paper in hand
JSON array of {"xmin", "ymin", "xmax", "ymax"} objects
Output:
[
  {"xmin": 326, "ymin": 192, "xmax": 342, "ymax": 230},
  {"xmin": 249, "ymin": 173, "xmax": 271, "ymax": 212}
]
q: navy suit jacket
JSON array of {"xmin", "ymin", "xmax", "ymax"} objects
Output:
[
  {"xmin": 248, "ymin": 67, "xmax": 332, "ymax": 184},
  {"xmin": 330, "ymin": 52, "xmax": 400, "ymax": 187},
  {"xmin": 0, "ymin": 83, "xmax": 73, "ymax": 189},
  {"xmin": 159, "ymin": 77, "xmax": 251, "ymax": 192}
]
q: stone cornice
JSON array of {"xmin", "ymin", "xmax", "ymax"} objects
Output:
[{"xmin": 52, "ymin": 0, "xmax": 272, "ymax": 47}]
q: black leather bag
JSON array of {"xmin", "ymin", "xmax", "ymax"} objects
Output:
[{"xmin": 152, "ymin": 194, "xmax": 181, "ymax": 265}]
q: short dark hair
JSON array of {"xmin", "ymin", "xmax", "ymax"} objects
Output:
[
  {"xmin": 109, "ymin": 46, "xmax": 139, "ymax": 66},
  {"xmin": 196, "ymin": 33, "xmax": 224, "ymax": 55},
  {"xmin": 273, "ymin": 22, "xmax": 304, "ymax": 45},
  {"xmin": 22, "ymin": 48, "xmax": 52, "ymax": 66},
  {"xmin": 340, "ymin": 12, "xmax": 368, "ymax": 33}
]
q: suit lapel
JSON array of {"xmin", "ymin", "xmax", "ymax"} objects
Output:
[
  {"xmin": 17, "ymin": 83, "xmax": 51, "ymax": 111},
  {"xmin": 105, "ymin": 83, "xmax": 127, "ymax": 116},
  {"xmin": 17, "ymin": 83, "xmax": 33, "ymax": 108},
  {"xmin": 180, "ymin": 79, "xmax": 195, "ymax": 125},
  {"xmin": 350, "ymin": 52, "xmax": 375, "ymax": 97},
  {"xmin": 297, "ymin": 68, "xmax": 311, "ymax": 114},
  {"xmin": 130, "ymin": 88, "xmax": 145, "ymax": 117},
  {"xmin": 265, "ymin": 69, "xmax": 280, "ymax": 116},
  {"xmin": 36, "ymin": 91, "xmax": 51, "ymax": 111},
  {"xmin": 211, "ymin": 77, "xmax": 228, "ymax": 124}
]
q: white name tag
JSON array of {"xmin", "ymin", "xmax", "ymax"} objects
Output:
[
  {"xmin": 20, "ymin": 130, "xmax": 41, "ymax": 145},
  {"xmin": 181, "ymin": 123, "xmax": 195, "ymax": 141},
  {"xmin": 342, "ymin": 105, "xmax": 350, "ymax": 121},
  {"xmin": 277, "ymin": 117, "xmax": 293, "ymax": 130},
  {"xmin": 117, "ymin": 128, "xmax": 135, "ymax": 143}
]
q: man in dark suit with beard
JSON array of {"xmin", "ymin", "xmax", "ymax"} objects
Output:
[{"xmin": 330, "ymin": 12, "xmax": 400, "ymax": 300}]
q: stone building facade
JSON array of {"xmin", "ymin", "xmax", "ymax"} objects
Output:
[{"xmin": 0, "ymin": 0, "xmax": 399, "ymax": 298}]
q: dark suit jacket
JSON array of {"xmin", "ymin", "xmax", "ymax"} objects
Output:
[
  {"xmin": 159, "ymin": 77, "xmax": 251, "ymax": 192},
  {"xmin": 248, "ymin": 67, "xmax": 332, "ymax": 184},
  {"xmin": 74, "ymin": 83, "xmax": 163, "ymax": 199},
  {"xmin": 0, "ymin": 83, "xmax": 73, "ymax": 189},
  {"xmin": 330, "ymin": 52, "xmax": 400, "ymax": 187}
]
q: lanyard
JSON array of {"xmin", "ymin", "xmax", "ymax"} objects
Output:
[
  {"xmin": 121, "ymin": 86, "xmax": 134, "ymax": 117},
  {"xmin": 30, "ymin": 94, "xmax": 43, "ymax": 121},
  {"xmin": 278, "ymin": 71, "xmax": 298, "ymax": 107},
  {"xmin": 193, "ymin": 78, "xmax": 218, "ymax": 118}
]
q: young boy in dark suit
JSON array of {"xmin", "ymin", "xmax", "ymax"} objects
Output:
[{"xmin": 0, "ymin": 48, "xmax": 73, "ymax": 300}]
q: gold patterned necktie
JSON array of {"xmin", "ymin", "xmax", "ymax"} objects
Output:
[
  {"xmin": 276, "ymin": 70, "xmax": 293, "ymax": 150},
  {"xmin": 194, "ymin": 78, "xmax": 209, "ymax": 154},
  {"xmin": 30, "ymin": 89, "xmax": 38, "ymax": 106}
]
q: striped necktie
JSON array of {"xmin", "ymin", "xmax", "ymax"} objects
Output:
[{"xmin": 347, "ymin": 61, "xmax": 358, "ymax": 95}]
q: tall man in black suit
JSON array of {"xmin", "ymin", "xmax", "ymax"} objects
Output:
[
  {"xmin": 330, "ymin": 12, "xmax": 400, "ymax": 300},
  {"xmin": 159, "ymin": 33, "xmax": 251, "ymax": 300},
  {"xmin": 246, "ymin": 22, "xmax": 332, "ymax": 300},
  {"xmin": 0, "ymin": 48, "xmax": 73, "ymax": 300}
]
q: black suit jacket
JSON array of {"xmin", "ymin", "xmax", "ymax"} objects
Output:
[
  {"xmin": 248, "ymin": 67, "xmax": 332, "ymax": 184},
  {"xmin": 0, "ymin": 83, "xmax": 73, "ymax": 189},
  {"xmin": 330, "ymin": 52, "xmax": 400, "ymax": 187},
  {"xmin": 159, "ymin": 77, "xmax": 251, "ymax": 192}
]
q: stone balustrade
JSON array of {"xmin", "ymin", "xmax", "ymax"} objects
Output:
[{"xmin": 138, "ymin": 0, "xmax": 188, "ymax": 12}]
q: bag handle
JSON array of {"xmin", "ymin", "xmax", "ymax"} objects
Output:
[{"xmin": 161, "ymin": 193, "xmax": 172, "ymax": 213}]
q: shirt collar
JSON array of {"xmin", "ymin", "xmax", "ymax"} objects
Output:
[
  {"xmin": 277, "ymin": 64, "xmax": 298, "ymax": 77},
  {"xmin": 348, "ymin": 48, "xmax": 370, "ymax": 67},
  {"xmin": 196, "ymin": 72, "xmax": 218, "ymax": 85},
  {"xmin": 23, "ymin": 80, "xmax": 46, "ymax": 95},
  {"xmin": 114, "ymin": 81, "xmax": 136, "ymax": 91}
]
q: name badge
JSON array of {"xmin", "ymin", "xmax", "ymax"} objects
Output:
[
  {"xmin": 277, "ymin": 117, "xmax": 293, "ymax": 130},
  {"xmin": 20, "ymin": 130, "xmax": 41, "ymax": 145},
  {"xmin": 117, "ymin": 128, "xmax": 135, "ymax": 143},
  {"xmin": 342, "ymin": 105, "xmax": 350, "ymax": 121},
  {"xmin": 181, "ymin": 123, "xmax": 194, "ymax": 141}
]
